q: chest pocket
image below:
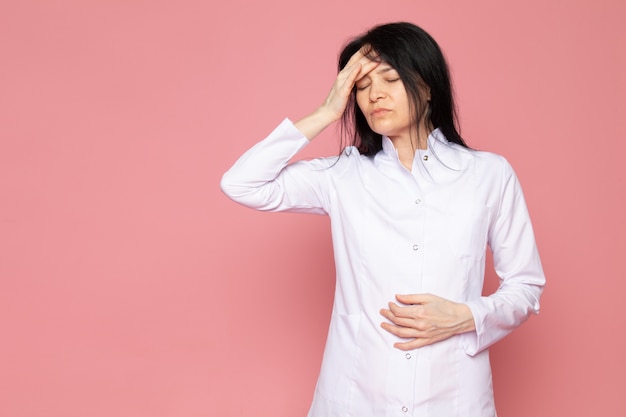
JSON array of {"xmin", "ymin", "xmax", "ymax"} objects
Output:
[{"xmin": 444, "ymin": 203, "xmax": 491, "ymax": 261}]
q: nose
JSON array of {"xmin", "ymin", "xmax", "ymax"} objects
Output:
[{"xmin": 369, "ymin": 80, "xmax": 385, "ymax": 102}]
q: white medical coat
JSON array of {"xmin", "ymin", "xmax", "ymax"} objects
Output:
[{"xmin": 221, "ymin": 119, "xmax": 545, "ymax": 417}]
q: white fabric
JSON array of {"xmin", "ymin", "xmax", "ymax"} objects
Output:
[{"xmin": 221, "ymin": 119, "xmax": 545, "ymax": 417}]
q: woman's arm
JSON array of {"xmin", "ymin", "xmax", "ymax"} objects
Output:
[
  {"xmin": 294, "ymin": 49, "xmax": 379, "ymax": 141},
  {"xmin": 220, "ymin": 49, "xmax": 380, "ymax": 212},
  {"xmin": 461, "ymin": 159, "xmax": 545, "ymax": 355},
  {"xmin": 220, "ymin": 119, "xmax": 329, "ymax": 213},
  {"xmin": 379, "ymin": 158, "xmax": 545, "ymax": 353}
]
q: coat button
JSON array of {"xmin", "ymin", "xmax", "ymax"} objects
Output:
[
  {"xmin": 414, "ymin": 198, "xmax": 421, "ymax": 204},
  {"xmin": 412, "ymin": 244, "xmax": 419, "ymax": 251},
  {"xmin": 402, "ymin": 406, "xmax": 409, "ymax": 412},
  {"xmin": 423, "ymin": 155, "xmax": 429, "ymax": 161},
  {"xmin": 405, "ymin": 353, "xmax": 412, "ymax": 359}
]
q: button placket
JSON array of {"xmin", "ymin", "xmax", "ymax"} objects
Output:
[{"xmin": 412, "ymin": 196, "xmax": 422, "ymax": 253}]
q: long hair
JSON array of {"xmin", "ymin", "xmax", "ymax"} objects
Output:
[{"xmin": 338, "ymin": 22, "xmax": 468, "ymax": 156}]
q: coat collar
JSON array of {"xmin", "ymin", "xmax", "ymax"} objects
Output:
[
  {"xmin": 380, "ymin": 128, "xmax": 450, "ymax": 157},
  {"xmin": 376, "ymin": 128, "xmax": 474, "ymax": 183}
]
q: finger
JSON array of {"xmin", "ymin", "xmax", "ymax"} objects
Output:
[
  {"xmin": 354, "ymin": 59, "xmax": 380, "ymax": 83},
  {"xmin": 343, "ymin": 62, "xmax": 365, "ymax": 86},
  {"xmin": 358, "ymin": 44, "xmax": 379, "ymax": 61},
  {"xmin": 394, "ymin": 338, "xmax": 429, "ymax": 351},
  {"xmin": 343, "ymin": 50, "xmax": 378, "ymax": 77},
  {"xmin": 381, "ymin": 309, "xmax": 426, "ymax": 333},
  {"xmin": 380, "ymin": 308, "xmax": 409, "ymax": 327},
  {"xmin": 380, "ymin": 321, "xmax": 422, "ymax": 339},
  {"xmin": 394, "ymin": 330, "xmax": 453, "ymax": 350},
  {"xmin": 325, "ymin": 62, "xmax": 363, "ymax": 109},
  {"xmin": 344, "ymin": 45, "xmax": 376, "ymax": 66},
  {"xmin": 395, "ymin": 293, "xmax": 435, "ymax": 305},
  {"xmin": 339, "ymin": 53, "xmax": 367, "ymax": 79},
  {"xmin": 345, "ymin": 48, "xmax": 366, "ymax": 66},
  {"xmin": 388, "ymin": 302, "xmax": 417, "ymax": 319},
  {"xmin": 380, "ymin": 307, "xmax": 399, "ymax": 324},
  {"xmin": 342, "ymin": 59, "xmax": 374, "ymax": 86}
]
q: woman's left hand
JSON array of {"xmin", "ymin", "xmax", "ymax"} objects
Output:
[{"xmin": 380, "ymin": 293, "xmax": 476, "ymax": 350}]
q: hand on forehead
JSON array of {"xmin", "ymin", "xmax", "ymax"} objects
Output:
[{"xmin": 344, "ymin": 47, "xmax": 382, "ymax": 83}]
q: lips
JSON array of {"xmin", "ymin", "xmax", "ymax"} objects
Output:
[{"xmin": 371, "ymin": 108, "xmax": 390, "ymax": 116}]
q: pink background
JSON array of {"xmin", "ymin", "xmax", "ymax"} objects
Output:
[{"xmin": 1, "ymin": 0, "xmax": 624, "ymax": 416}]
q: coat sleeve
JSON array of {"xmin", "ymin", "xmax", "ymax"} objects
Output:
[
  {"xmin": 220, "ymin": 118, "xmax": 334, "ymax": 215},
  {"xmin": 462, "ymin": 157, "xmax": 546, "ymax": 356}
]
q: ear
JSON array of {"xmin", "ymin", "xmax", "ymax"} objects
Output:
[{"xmin": 422, "ymin": 85, "xmax": 431, "ymax": 101}]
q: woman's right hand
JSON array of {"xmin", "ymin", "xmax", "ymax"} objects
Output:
[
  {"xmin": 294, "ymin": 49, "xmax": 379, "ymax": 141},
  {"xmin": 320, "ymin": 48, "xmax": 380, "ymax": 122}
]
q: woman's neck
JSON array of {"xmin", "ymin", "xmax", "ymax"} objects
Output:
[{"xmin": 389, "ymin": 123, "xmax": 433, "ymax": 171}]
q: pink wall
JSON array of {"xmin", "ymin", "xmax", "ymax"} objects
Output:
[{"xmin": 1, "ymin": 0, "xmax": 624, "ymax": 416}]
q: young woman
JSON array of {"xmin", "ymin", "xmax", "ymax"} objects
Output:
[{"xmin": 221, "ymin": 22, "xmax": 545, "ymax": 417}]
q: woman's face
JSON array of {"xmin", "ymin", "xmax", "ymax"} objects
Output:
[{"xmin": 355, "ymin": 62, "xmax": 414, "ymax": 141}]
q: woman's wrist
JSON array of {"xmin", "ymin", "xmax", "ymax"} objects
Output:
[
  {"xmin": 294, "ymin": 106, "xmax": 338, "ymax": 141},
  {"xmin": 456, "ymin": 303, "xmax": 476, "ymax": 334}
]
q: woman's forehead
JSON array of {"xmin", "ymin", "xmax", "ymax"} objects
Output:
[{"xmin": 375, "ymin": 64, "xmax": 396, "ymax": 73}]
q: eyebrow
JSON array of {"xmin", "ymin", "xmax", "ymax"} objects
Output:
[
  {"xmin": 355, "ymin": 65, "xmax": 398, "ymax": 85},
  {"xmin": 375, "ymin": 66, "xmax": 396, "ymax": 74}
]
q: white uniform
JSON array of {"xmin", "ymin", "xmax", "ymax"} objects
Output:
[{"xmin": 221, "ymin": 119, "xmax": 545, "ymax": 417}]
